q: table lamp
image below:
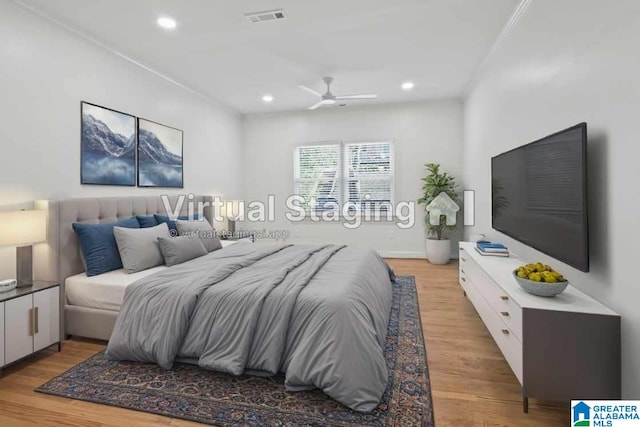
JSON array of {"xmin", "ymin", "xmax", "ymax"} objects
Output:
[
  {"xmin": 223, "ymin": 200, "xmax": 241, "ymax": 237},
  {"xmin": 0, "ymin": 209, "xmax": 47, "ymax": 287}
]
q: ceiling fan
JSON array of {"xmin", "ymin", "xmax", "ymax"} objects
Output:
[{"xmin": 298, "ymin": 77, "xmax": 377, "ymax": 110}]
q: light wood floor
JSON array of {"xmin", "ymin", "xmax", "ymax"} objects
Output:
[
  {"xmin": 0, "ymin": 259, "xmax": 568, "ymax": 426},
  {"xmin": 387, "ymin": 259, "xmax": 568, "ymax": 426}
]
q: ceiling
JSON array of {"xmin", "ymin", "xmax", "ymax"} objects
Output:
[{"xmin": 18, "ymin": 0, "xmax": 519, "ymax": 114}]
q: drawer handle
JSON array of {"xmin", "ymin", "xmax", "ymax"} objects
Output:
[
  {"xmin": 461, "ymin": 269, "xmax": 465, "ymax": 274},
  {"xmin": 461, "ymin": 257, "xmax": 467, "ymax": 262},
  {"xmin": 28, "ymin": 308, "xmax": 34, "ymax": 336},
  {"xmin": 34, "ymin": 306, "xmax": 39, "ymax": 334},
  {"xmin": 461, "ymin": 277, "xmax": 466, "ymax": 282},
  {"xmin": 501, "ymin": 329, "xmax": 509, "ymax": 335},
  {"xmin": 500, "ymin": 296, "xmax": 509, "ymax": 301},
  {"xmin": 501, "ymin": 311, "xmax": 509, "ymax": 317}
]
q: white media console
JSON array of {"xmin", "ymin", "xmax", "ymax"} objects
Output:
[{"xmin": 458, "ymin": 242, "xmax": 621, "ymax": 412}]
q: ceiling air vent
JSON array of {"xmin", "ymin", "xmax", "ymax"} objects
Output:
[{"xmin": 245, "ymin": 9, "xmax": 287, "ymax": 23}]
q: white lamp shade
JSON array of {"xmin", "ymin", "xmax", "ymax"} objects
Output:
[
  {"xmin": 223, "ymin": 200, "xmax": 242, "ymax": 221},
  {"xmin": 0, "ymin": 210, "xmax": 47, "ymax": 246}
]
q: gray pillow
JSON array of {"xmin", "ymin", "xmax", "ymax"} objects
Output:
[
  {"xmin": 113, "ymin": 223, "xmax": 169, "ymax": 273},
  {"xmin": 157, "ymin": 236, "xmax": 208, "ymax": 266},
  {"xmin": 176, "ymin": 219, "xmax": 222, "ymax": 252}
]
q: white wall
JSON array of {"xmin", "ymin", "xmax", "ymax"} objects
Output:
[
  {"xmin": 242, "ymin": 100, "xmax": 464, "ymax": 257},
  {"xmin": 0, "ymin": 1, "xmax": 242, "ymax": 277},
  {"xmin": 464, "ymin": 0, "xmax": 640, "ymax": 396}
]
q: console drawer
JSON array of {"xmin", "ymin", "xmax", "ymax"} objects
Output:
[
  {"xmin": 492, "ymin": 313, "xmax": 524, "ymax": 384},
  {"xmin": 459, "ymin": 270, "xmax": 470, "ymax": 291},
  {"xmin": 463, "ymin": 274, "xmax": 523, "ymax": 383},
  {"xmin": 460, "ymin": 252, "xmax": 523, "ymax": 340}
]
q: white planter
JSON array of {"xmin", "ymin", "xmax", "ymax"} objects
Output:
[{"xmin": 426, "ymin": 238, "xmax": 451, "ymax": 264}]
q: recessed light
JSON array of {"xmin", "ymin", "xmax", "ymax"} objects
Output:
[
  {"xmin": 157, "ymin": 17, "xmax": 177, "ymax": 30},
  {"xmin": 262, "ymin": 94, "xmax": 274, "ymax": 103},
  {"xmin": 401, "ymin": 81, "xmax": 415, "ymax": 90}
]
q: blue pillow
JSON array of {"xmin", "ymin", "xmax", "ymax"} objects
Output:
[
  {"xmin": 73, "ymin": 217, "xmax": 140, "ymax": 277},
  {"xmin": 154, "ymin": 214, "xmax": 201, "ymax": 231},
  {"xmin": 136, "ymin": 215, "xmax": 159, "ymax": 228}
]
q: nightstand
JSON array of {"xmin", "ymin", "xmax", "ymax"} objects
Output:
[{"xmin": 0, "ymin": 281, "xmax": 61, "ymax": 372}]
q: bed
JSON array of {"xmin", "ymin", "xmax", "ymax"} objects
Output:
[
  {"xmin": 35, "ymin": 196, "xmax": 215, "ymax": 340},
  {"xmin": 38, "ymin": 196, "xmax": 394, "ymax": 412},
  {"xmin": 65, "ymin": 240, "xmax": 238, "ymax": 312}
]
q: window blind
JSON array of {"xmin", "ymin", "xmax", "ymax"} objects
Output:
[
  {"xmin": 344, "ymin": 142, "xmax": 394, "ymax": 212},
  {"xmin": 294, "ymin": 141, "xmax": 394, "ymax": 213},
  {"xmin": 294, "ymin": 144, "xmax": 341, "ymax": 211}
]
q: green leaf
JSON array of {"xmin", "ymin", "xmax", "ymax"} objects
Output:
[{"xmin": 418, "ymin": 162, "xmax": 460, "ymax": 239}]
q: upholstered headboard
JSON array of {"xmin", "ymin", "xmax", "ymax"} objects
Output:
[
  {"xmin": 31, "ymin": 196, "xmax": 212, "ymax": 340},
  {"xmin": 38, "ymin": 196, "xmax": 213, "ymax": 286}
]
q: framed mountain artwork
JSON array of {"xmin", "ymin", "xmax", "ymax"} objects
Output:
[
  {"xmin": 137, "ymin": 118, "xmax": 184, "ymax": 188},
  {"xmin": 80, "ymin": 102, "xmax": 136, "ymax": 186}
]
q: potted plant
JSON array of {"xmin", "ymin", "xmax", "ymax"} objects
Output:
[{"xmin": 417, "ymin": 163, "xmax": 460, "ymax": 264}]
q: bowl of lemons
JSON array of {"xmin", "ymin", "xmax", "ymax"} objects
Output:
[{"xmin": 513, "ymin": 262, "xmax": 569, "ymax": 297}]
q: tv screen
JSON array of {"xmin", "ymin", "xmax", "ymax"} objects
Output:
[{"xmin": 491, "ymin": 123, "xmax": 589, "ymax": 272}]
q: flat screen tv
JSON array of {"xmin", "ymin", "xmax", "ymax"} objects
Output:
[{"xmin": 491, "ymin": 123, "xmax": 589, "ymax": 272}]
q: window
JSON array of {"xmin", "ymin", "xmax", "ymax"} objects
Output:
[
  {"xmin": 294, "ymin": 144, "xmax": 341, "ymax": 212},
  {"xmin": 294, "ymin": 141, "xmax": 394, "ymax": 213}
]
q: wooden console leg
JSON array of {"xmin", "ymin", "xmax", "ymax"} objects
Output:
[{"xmin": 463, "ymin": 290, "xmax": 467, "ymax": 297}]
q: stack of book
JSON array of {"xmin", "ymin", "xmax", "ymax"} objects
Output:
[{"xmin": 475, "ymin": 241, "xmax": 509, "ymax": 257}]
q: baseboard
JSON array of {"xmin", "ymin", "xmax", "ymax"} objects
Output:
[
  {"xmin": 377, "ymin": 251, "xmax": 460, "ymax": 260},
  {"xmin": 377, "ymin": 251, "xmax": 426, "ymax": 259}
]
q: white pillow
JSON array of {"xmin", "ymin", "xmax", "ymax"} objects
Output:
[{"xmin": 113, "ymin": 223, "xmax": 170, "ymax": 273}]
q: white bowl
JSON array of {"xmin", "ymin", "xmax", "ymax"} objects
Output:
[{"xmin": 512, "ymin": 272, "xmax": 569, "ymax": 297}]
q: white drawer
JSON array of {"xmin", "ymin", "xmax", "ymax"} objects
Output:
[
  {"xmin": 493, "ymin": 315, "xmax": 524, "ymax": 384},
  {"xmin": 459, "ymin": 270, "xmax": 469, "ymax": 291},
  {"xmin": 463, "ymin": 274, "xmax": 523, "ymax": 383},
  {"xmin": 460, "ymin": 252, "xmax": 523, "ymax": 340},
  {"xmin": 497, "ymin": 299, "xmax": 522, "ymax": 341},
  {"xmin": 459, "ymin": 250, "xmax": 472, "ymax": 293}
]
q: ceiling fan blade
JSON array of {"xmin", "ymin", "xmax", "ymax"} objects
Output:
[
  {"xmin": 308, "ymin": 100, "xmax": 325, "ymax": 110},
  {"xmin": 335, "ymin": 94, "xmax": 378, "ymax": 100},
  {"xmin": 298, "ymin": 85, "xmax": 322, "ymax": 97}
]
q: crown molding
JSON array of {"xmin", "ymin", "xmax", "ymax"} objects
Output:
[{"xmin": 463, "ymin": 0, "xmax": 534, "ymax": 97}]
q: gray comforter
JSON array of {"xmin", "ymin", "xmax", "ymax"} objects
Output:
[{"xmin": 106, "ymin": 242, "xmax": 394, "ymax": 412}]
